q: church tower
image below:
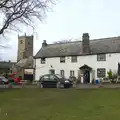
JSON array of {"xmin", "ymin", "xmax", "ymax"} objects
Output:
[{"xmin": 17, "ymin": 34, "xmax": 33, "ymax": 62}]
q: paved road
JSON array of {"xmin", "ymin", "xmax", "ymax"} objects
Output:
[
  {"xmin": 0, "ymin": 84, "xmax": 120, "ymax": 89},
  {"xmin": 0, "ymin": 85, "xmax": 39, "ymax": 88},
  {"xmin": 0, "ymin": 85, "xmax": 9, "ymax": 88},
  {"xmin": 76, "ymin": 84, "xmax": 120, "ymax": 89}
]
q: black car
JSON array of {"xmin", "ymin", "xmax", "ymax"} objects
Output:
[{"xmin": 39, "ymin": 74, "xmax": 73, "ymax": 88}]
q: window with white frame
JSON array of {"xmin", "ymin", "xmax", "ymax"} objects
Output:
[
  {"xmin": 70, "ymin": 70, "xmax": 75, "ymax": 77},
  {"xmin": 60, "ymin": 70, "xmax": 64, "ymax": 77},
  {"xmin": 97, "ymin": 54, "xmax": 106, "ymax": 61},
  {"xmin": 60, "ymin": 57, "xmax": 65, "ymax": 63},
  {"xmin": 41, "ymin": 58, "xmax": 46, "ymax": 64},
  {"xmin": 97, "ymin": 68, "xmax": 106, "ymax": 78},
  {"xmin": 71, "ymin": 56, "xmax": 77, "ymax": 63}
]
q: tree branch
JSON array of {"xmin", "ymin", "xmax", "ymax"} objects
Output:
[{"xmin": 0, "ymin": 0, "xmax": 55, "ymax": 35}]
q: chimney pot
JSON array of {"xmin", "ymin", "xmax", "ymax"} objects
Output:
[{"xmin": 42, "ymin": 40, "xmax": 47, "ymax": 47}]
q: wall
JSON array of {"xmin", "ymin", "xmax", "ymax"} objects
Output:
[
  {"xmin": 35, "ymin": 53, "xmax": 120, "ymax": 82},
  {"xmin": 17, "ymin": 36, "xmax": 33, "ymax": 62},
  {"xmin": 25, "ymin": 36, "xmax": 33, "ymax": 58},
  {"xmin": 24, "ymin": 69, "xmax": 34, "ymax": 74},
  {"xmin": 17, "ymin": 36, "xmax": 26, "ymax": 61}
]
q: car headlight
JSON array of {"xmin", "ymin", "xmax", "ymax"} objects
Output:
[{"xmin": 65, "ymin": 80, "xmax": 69, "ymax": 83}]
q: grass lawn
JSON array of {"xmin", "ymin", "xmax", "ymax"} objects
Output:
[{"xmin": 0, "ymin": 88, "xmax": 120, "ymax": 120}]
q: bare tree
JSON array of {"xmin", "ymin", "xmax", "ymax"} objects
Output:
[{"xmin": 0, "ymin": 0, "xmax": 55, "ymax": 35}]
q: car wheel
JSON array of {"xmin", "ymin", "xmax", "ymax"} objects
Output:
[
  {"xmin": 40, "ymin": 83, "xmax": 43, "ymax": 88},
  {"xmin": 56, "ymin": 82, "xmax": 61, "ymax": 88},
  {"xmin": 0, "ymin": 81, "xmax": 4, "ymax": 85},
  {"xmin": 60, "ymin": 84, "xmax": 64, "ymax": 88},
  {"xmin": 64, "ymin": 84, "xmax": 69, "ymax": 88}
]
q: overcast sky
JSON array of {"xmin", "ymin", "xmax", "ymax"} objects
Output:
[{"xmin": 1, "ymin": 0, "xmax": 120, "ymax": 62}]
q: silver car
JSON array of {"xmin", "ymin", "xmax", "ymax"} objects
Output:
[{"xmin": 0, "ymin": 76, "xmax": 8, "ymax": 84}]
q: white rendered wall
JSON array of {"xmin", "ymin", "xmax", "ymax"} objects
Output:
[{"xmin": 35, "ymin": 53, "xmax": 120, "ymax": 82}]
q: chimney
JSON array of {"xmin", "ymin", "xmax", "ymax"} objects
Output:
[
  {"xmin": 82, "ymin": 33, "xmax": 90, "ymax": 54},
  {"xmin": 42, "ymin": 40, "xmax": 47, "ymax": 47}
]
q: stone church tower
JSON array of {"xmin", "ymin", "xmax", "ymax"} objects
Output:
[{"xmin": 17, "ymin": 34, "xmax": 33, "ymax": 62}]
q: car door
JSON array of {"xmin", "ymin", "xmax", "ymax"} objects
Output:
[
  {"xmin": 49, "ymin": 75, "xmax": 58, "ymax": 88},
  {"xmin": 41, "ymin": 75, "xmax": 50, "ymax": 88}
]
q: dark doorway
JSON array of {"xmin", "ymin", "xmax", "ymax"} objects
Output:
[
  {"xmin": 83, "ymin": 70, "xmax": 90, "ymax": 84},
  {"xmin": 24, "ymin": 74, "xmax": 33, "ymax": 82},
  {"xmin": 80, "ymin": 64, "xmax": 92, "ymax": 84}
]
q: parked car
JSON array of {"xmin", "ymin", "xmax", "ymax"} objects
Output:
[
  {"xmin": 0, "ymin": 76, "xmax": 9, "ymax": 84},
  {"xmin": 39, "ymin": 74, "xmax": 73, "ymax": 88}
]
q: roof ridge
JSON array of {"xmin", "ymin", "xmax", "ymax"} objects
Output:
[
  {"xmin": 48, "ymin": 40, "xmax": 81, "ymax": 46},
  {"xmin": 47, "ymin": 36, "xmax": 120, "ymax": 46},
  {"xmin": 90, "ymin": 36, "xmax": 120, "ymax": 41},
  {"xmin": 35, "ymin": 35, "xmax": 120, "ymax": 58}
]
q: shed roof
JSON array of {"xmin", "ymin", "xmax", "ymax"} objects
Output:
[{"xmin": 0, "ymin": 62, "xmax": 15, "ymax": 69}]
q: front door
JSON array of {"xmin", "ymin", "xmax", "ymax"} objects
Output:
[{"xmin": 83, "ymin": 70, "xmax": 90, "ymax": 84}]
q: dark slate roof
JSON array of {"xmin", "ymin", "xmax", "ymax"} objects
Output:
[
  {"xmin": 0, "ymin": 62, "xmax": 16, "ymax": 69},
  {"xmin": 35, "ymin": 36, "xmax": 120, "ymax": 58},
  {"xmin": 80, "ymin": 64, "xmax": 92, "ymax": 70}
]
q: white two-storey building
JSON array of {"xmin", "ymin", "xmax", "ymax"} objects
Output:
[{"xmin": 34, "ymin": 33, "xmax": 120, "ymax": 83}]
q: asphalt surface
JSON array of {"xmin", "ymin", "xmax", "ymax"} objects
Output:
[
  {"xmin": 0, "ymin": 84, "xmax": 120, "ymax": 89},
  {"xmin": 76, "ymin": 84, "xmax": 120, "ymax": 89}
]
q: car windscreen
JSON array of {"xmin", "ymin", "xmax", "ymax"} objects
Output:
[
  {"xmin": 55, "ymin": 74, "xmax": 63, "ymax": 79},
  {"xmin": 41, "ymin": 75, "xmax": 49, "ymax": 81}
]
